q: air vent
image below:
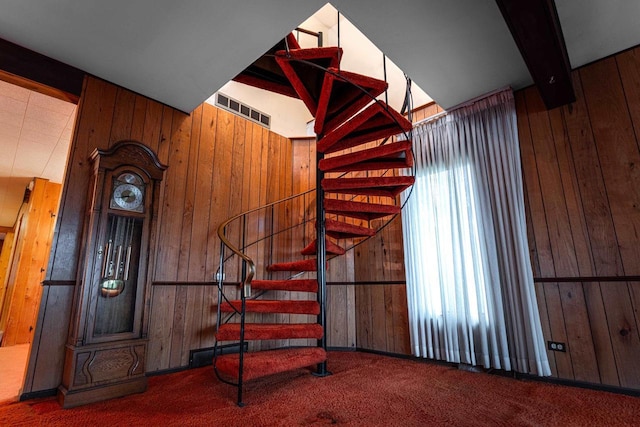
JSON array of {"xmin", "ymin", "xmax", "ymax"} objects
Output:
[{"xmin": 215, "ymin": 93, "xmax": 271, "ymax": 129}]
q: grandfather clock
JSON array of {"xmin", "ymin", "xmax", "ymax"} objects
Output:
[{"xmin": 58, "ymin": 141, "xmax": 166, "ymax": 408}]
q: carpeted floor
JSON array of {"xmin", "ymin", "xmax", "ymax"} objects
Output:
[{"xmin": 1, "ymin": 351, "xmax": 638, "ymax": 426}]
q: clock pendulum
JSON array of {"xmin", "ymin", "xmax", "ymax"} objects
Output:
[{"xmin": 99, "ymin": 216, "xmax": 137, "ymax": 297}]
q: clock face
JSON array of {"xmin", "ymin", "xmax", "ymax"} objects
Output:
[{"xmin": 110, "ymin": 173, "xmax": 145, "ymax": 212}]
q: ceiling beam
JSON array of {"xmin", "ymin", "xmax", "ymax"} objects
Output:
[
  {"xmin": 495, "ymin": 0, "xmax": 575, "ymax": 109},
  {"xmin": 0, "ymin": 37, "xmax": 84, "ymax": 104}
]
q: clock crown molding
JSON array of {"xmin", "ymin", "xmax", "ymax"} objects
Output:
[{"xmin": 90, "ymin": 140, "xmax": 167, "ymax": 180}]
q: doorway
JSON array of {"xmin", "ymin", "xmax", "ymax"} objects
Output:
[{"xmin": 0, "ymin": 79, "xmax": 77, "ymax": 402}]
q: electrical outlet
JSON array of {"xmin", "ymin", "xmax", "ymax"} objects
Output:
[{"xmin": 547, "ymin": 341, "xmax": 566, "ymax": 352}]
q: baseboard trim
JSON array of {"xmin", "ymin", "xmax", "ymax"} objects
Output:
[
  {"xmin": 20, "ymin": 388, "xmax": 57, "ymax": 401},
  {"xmin": 355, "ymin": 347, "xmax": 640, "ymax": 397},
  {"xmin": 327, "ymin": 346, "xmax": 356, "ymax": 352}
]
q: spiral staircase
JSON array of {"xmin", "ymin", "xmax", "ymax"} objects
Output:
[{"xmin": 213, "ymin": 32, "xmax": 414, "ymax": 405}]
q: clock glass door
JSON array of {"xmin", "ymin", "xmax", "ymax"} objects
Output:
[{"xmin": 94, "ymin": 213, "xmax": 143, "ymax": 335}]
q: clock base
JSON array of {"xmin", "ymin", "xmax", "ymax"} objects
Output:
[
  {"xmin": 57, "ymin": 339, "xmax": 148, "ymax": 408},
  {"xmin": 57, "ymin": 377, "xmax": 147, "ymax": 408}
]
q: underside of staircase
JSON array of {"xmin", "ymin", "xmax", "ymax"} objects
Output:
[{"xmin": 214, "ymin": 32, "xmax": 414, "ymax": 405}]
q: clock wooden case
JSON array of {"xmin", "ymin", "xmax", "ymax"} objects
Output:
[{"xmin": 58, "ymin": 141, "xmax": 166, "ymax": 408}]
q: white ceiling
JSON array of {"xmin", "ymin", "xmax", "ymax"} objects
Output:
[
  {"xmin": 0, "ymin": 0, "xmax": 640, "ymax": 112},
  {"xmin": 0, "ymin": 0, "xmax": 639, "ymax": 230},
  {"xmin": 2, "ymin": 1, "xmax": 638, "ymax": 114},
  {"xmin": 0, "ymin": 81, "xmax": 76, "ymax": 228}
]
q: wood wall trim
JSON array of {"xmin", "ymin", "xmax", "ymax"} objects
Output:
[
  {"xmin": 327, "ymin": 281, "xmax": 406, "ymax": 286},
  {"xmin": 150, "ymin": 279, "xmax": 406, "ymax": 287},
  {"xmin": 152, "ymin": 281, "xmax": 221, "ymax": 286},
  {"xmin": 534, "ymin": 276, "xmax": 640, "ymax": 283},
  {"xmin": 410, "ymin": 101, "xmax": 437, "ymax": 115},
  {"xmin": 41, "ymin": 280, "xmax": 76, "ymax": 287},
  {"xmin": 0, "ymin": 38, "xmax": 84, "ymax": 103}
]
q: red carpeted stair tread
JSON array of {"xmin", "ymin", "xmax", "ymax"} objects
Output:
[
  {"xmin": 323, "ymin": 176, "xmax": 415, "ymax": 198},
  {"xmin": 232, "ymin": 33, "xmax": 301, "ymax": 98},
  {"xmin": 324, "ymin": 218, "xmax": 375, "ymax": 239},
  {"xmin": 317, "ymin": 102, "xmax": 412, "ymax": 154},
  {"xmin": 215, "ymin": 347, "xmax": 327, "ymax": 382},
  {"xmin": 275, "ymin": 47, "xmax": 342, "ymax": 116},
  {"xmin": 251, "ymin": 279, "xmax": 318, "ymax": 292},
  {"xmin": 220, "ymin": 300, "xmax": 320, "ymax": 315},
  {"xmin": 300, "ymin": 238, "xmax": 346, "ymax": 255},
  {"xmin": 267, "ymin": 258, "xmax": 318, "ymax": 272},
  {"xmin": 324, "ymin": 198, "xmax": 400, "ymax": 221},
  {"xmin": 314, "ymin": 67, "xmax": 388, "ymax": 135},
  {"xmin": 319, "ymin": 140, "xmax": 413, "ymax": 172},
  {"xmin": 216, "ymin": 323, "xmax": 323, "ymax": 341}
]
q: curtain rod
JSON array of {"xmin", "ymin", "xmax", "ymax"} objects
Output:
[
  {"xmin": 413, "ymin": 86, "xmax": 512, "ymax": 127},
  {"xmin": 413, "ymin": 110, "xmax": 447, "ymax": 126}
]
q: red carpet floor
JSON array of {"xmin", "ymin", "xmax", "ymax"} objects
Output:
[{"xmin": 1, "ymin": 351, "xmax": 639, "ymax": 426}]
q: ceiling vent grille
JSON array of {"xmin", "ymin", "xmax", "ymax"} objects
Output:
[{"xmin": 215, "ymin": 93, "xmax": 271, "ymax": 128}]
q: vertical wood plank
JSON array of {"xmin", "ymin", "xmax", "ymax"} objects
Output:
[
  {"xmin": 182, "ymin": 105, "xmax": 206, "ymax": 362},
  {"xmin": 141, "ymin": 100, "xmax": 164, "ymax": 154},
  {"xmin": 223, "ymin": 115, "xmax": 247, "ymax": 283},
  {"xmin": 202, "ymin": 106, "xmax": 220, "ymax": 277},
  {"xmin": 23, "ymin": 285, "xmax": 74, "ymax": 392},
  {"xmin": 154, "ymin": 110, "xmax": 191, "ymax": 281},
  {"xmin": 147, "ymin": 286, "xmax": 176, "ymax": 371},
  {"xmin": 171, "ymin": 102, "xmax": 198, "ymax": 364},
  {"xmin": 598, "ymin": 281, "xmax": 640, "ymax": 388},
  {"xmin": 354, "ymin": 244, "xmax": 371, "ymax": 349},
  {"xmin": 109, "ymin": 88, "xmax": 136, "ymax": 145},
  {"xmin": 617, "ymin": 47, "xmax": 640, "ymax": 150},
  {"xmin": 290, "ymin": 139, "xmax": 312, "ymax": 347},
  {"xmin": 130, "ymin": 95, "xmax": 148, "ymax": 142}
]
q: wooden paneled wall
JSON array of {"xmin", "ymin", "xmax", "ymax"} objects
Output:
[
  {"xmin": 0, "ymin": 179, "xmax": 60, "ymax": 347},
  {"xmin": 24, "ymin": 75, "xmax": 297, "ymax": 391},
  {"xmin": 354, "ymin": 216, "xmax": 410, "ymax": 354},
  {"xmin": 26, "ymin": 46, "xmax": 640, "ymax": 395},
  {"xmin": 518, "ymin": 46, "xmax": 640, "ymax": 390},
  {"xmin": 147, "ymin": 105, "xmax": 293, "ymax": 371}
]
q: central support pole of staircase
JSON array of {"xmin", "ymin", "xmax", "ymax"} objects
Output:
[{"xmin": 314, "ymin": 149, "xmax": 331, "ymax": 377}]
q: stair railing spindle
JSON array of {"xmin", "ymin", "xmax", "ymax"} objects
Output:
[
  {"xmin": 315, "ymin": 146, "xmax": 330, "ymax": 377},
  {"xmin": 269, "ymin": 204, "xmax": 274, "ymax": 280},
  {"xmin": 216, "ymin": 238, "xmax": 225, "ymax": 333}
]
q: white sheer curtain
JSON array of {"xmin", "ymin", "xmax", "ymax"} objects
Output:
[{"xmin": 401, "ymin": 89, "xmax": 550, "ymax": 376}]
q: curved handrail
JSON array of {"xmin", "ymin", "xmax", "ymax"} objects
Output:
[{"xmin": 217, "ymin": 187, "xmax": 316, "ymax": 295}]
